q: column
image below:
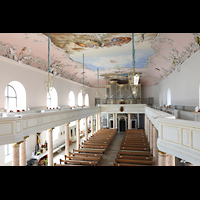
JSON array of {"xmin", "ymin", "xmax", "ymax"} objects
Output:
[
  {"xmin": 76, "ymin": 119, "xmax": 80, "ymax": 149},
  {"xmin": 91, "ymin": 115, "xmax": 94, "ymax": 136},
  {"xmin": 167, "ymin": 154, "xmax": 175, "ymax": 166},
  {"xmin": 158, "ymin": 150, "xmax": 168, "ymax": 166},
  {"xmin": 128, "ymin": 113, "xmax": 131, "ymax": 129},
  {"xmin": 146, "ymin": 118, "xmax": 149, "ymax": 143},
  {"xmin": 152, "ymin": 126, "xmax": 158, "ymax": 166},
  {"xmin": 12, "ymin": 143, "xmax": 20, "ymax": 166},
  {"xmin": 144, "ymin": 115, "xmax": 147, "ymax": 137},
  {"xmin": 149, "ymin": 121, "xmax": 153, "ymax": 154},
  {"xmin": 65, "ymin": 123, "xmax": 70, "ymax": 157},
  {"xmin": 20, "ymin": 136, "xmax": 29, "ymax": 166},
  {"xmin": 107, "ymin": 113, "xmax": 109, "ymax": 128},
  {"xmin": 47, "ymin": 128, "xmax": 54, "ymax": 166},
  {"xmin": 96, "ymin": 114, "xmax": 98, "ymax": 132},
  {"xmin": 137, "ymin": 113, "xmax": 140, "ymax": 129},
  {"xmin": 98, "ymin": 113, "xmax": 101, "ymax": 130},
  {"xmin": 113, "ymin": 113, "xmax": 116, "ymax": 129},
  {"xmin": 85, "ymin": 117, "xmax": 88, "ymax": 140}
]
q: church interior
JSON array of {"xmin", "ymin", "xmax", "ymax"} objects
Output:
[{"xmin": 0, "ymin": 33, "xmax": 200, "ymax": 166}]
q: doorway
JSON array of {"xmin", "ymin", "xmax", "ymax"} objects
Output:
[
  {"xmin": 119, "ymin": 119, "xmax": 125, "ymax": 132},
  {"xmin": 117, "ymin": 114, "xmax": 127, "ymax": 133}
]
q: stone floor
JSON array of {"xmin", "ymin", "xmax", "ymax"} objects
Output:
[
  {"xmin": 53, "ymin": 132, "xmax": 124, "ymax": 166},
  {"xmin": 99, "ymin": 132, "xmax": 124, "ymax": 166}
]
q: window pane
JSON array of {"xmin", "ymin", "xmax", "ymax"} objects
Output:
[
  {"xmin": 8, "ymin": 98, "xmax": 17, "ymax": 111},
  {"xmin": 8, "ymin": 86, "xmax": 16, "ymax": 97}
]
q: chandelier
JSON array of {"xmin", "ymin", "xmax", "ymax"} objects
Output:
[
  {"xmin": 128, "ymin": 33, "xmax": 139, "ymax": 98},
  {"xmin": 81, "ymin": 53, "xmax": 86, "ymax": 95},
  {"xmin": 95, "ymin": 67, "xmax": 101, "ymax": 98},
  {"xmin": 44, "ymin": 33, "xmax": 61, "ymax": 94}
]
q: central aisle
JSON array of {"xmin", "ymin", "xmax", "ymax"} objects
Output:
[{"xmin": 99, "ymin": 132, "xmax": 124, "ymax": 166}]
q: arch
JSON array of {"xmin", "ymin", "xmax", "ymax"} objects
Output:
[
  {"xmin": 5, "ymin": 81, "xmax": 26, "ymax": 112},
  {"xmin": 47, "ymin": 87, "xmax": 58, "ymax": 108},
  {"xmin": 167, "ymin": 88, "xmax": 171, "ymax": 106},
  {"xmin": 78, "ymin": 92, "xmax": 83, "ymax": 106},
  {"xmin": 85, "ymin": 93, "xmax": 89, "ymax": 106},
  {"xmin": 68, "ymin": 91, "xmax": 75, "ymax": 107}
]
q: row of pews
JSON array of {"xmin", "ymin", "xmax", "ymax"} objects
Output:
[
  {"xmin": 54, "ymin": 129, "xmax": 117, "ymax": 166},
  {"xmin": 113, "ymin": 129, "xmax": 153, "ymax": 166}
]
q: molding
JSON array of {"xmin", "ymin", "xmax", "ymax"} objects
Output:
[
  {"xmin": 100, "ymin": 104, "xmax": 146, "ymax": 114},
  {"xmin": 157, "ymin": 117, "xmax": 200, "ymax": 165},
  {"xmin": 0, "ymin": 106, "xmax": 100, "ymax": 145}
]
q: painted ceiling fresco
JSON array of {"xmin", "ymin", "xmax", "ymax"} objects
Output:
[{"xmin": 0, "ymin": 33, "xmax": 199, "ymax": 88}]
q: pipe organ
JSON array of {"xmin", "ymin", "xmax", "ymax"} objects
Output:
[{"xmin": 106, "ymin": 81, "xmax": 141, "ymax": 104}]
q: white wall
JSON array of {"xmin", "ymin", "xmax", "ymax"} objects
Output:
[
  {"xmin": 157, "ymin": 50, "xmax": 200, "ymax": 107},
  {"xmin": 141, "ymin": 85, "xmax": 159, "ymax": 105},
  {"xmin": 142, "ymin": 50, "xmax": 200, "ymax": 108},
  {"xmin": 0, "ymin": 55, "xmax": 104, "ymax": 165},
  {"xmin": 0, "ymin": 55, "xmax": 104, "ymax": 109}
]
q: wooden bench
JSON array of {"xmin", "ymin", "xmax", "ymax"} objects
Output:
[
  {"xmin": 68, "ymin": 153, "xmax": 102, "ymax": 164},
  {"xmin": 65, "ymin": 155, "xmax": 99, "ymax": 165},
  {"xmin": 80, "ymin": 144, "xmax": 107, "ymax": 149},
  {"xmin": 121, "ymin": 143, "xmax": 149, "ymax": 148},
  {"xmin": 60, "ymin": 158, "xmax": 97, "ymax": 166},
  {"xmin": 115, "ymin": 158, "xmax": 153, "ymax": 165},
  {"xmin": 120, "ymin": 146, "xmax": 150, "ymax": 151},
  {"xmin": 54, "ymin": 163, "xmax": 86, "ymax": 166},
  {"xmin": 113, "ymin": 163, "xmax": 148, "ymax": 166},
  {"xmin": 118, "ymin": 151, "xmax": 152, "ymax": 157},
  {"xmin": 73, "ymin": 148, "xmax": 105, "ymax": 154},
  {"xmin": 117, "ymin": 154, "xmax": 152, "ymax": 161},
  {"xmin": 114, "ymin": 129, "xmax": 153, "ymax": 166}
]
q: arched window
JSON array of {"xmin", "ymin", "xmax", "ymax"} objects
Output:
[
  {"xmin": 68, "ymin": 91, "xmax": 75, "ymax": 107},
  {"xmin": 85, "ymin": 94, "xmax": 89, "ymax": 106},
  {"xmin": 167, "ymin": 88, "xmax": 171, "ymax": 106},
  {"xmin": 47, "ymin": 87, "xmax": 58, "ymax": 109},
  {"xmin": 5, "ymin": 81, "xmax": 26, "ymax": 112},
  {"xmin": 78, "ymin": 92, "xmax": 83, "ymax": 106}
]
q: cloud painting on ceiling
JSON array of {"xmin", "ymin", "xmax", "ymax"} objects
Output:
[{"xmin": 0, "ymin": 33, "xmax": 199, "ymax": 87}]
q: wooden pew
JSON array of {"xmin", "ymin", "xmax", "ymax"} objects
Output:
[
  {"xmin": 120, "ymin": 146, "xmax": 150, "ymax": 151},
  {"xmin": 117, "ymin": 154, "xmax": 152, "ymax": 161},
  {"xmin": 115, "ymin": 158, "xmax": 153, "ymax": 165},
  {"xmin": 54, "ymin": 163, "xmax": 86, "ymax": 166},
  {"xmin": 118, "ymin": 151, "xmax": 152, "ymax": 157},
  {"xmin": 73, "ymin": 148, "xmax": 105, "ymax": 154},
  {"xmin": 65, "ymin": 155, "xmax": 99, "ymax": 165},
  {"xmin": 114, "ymin": 129, "xmax": 153, "ymax": 166},
  {"xmin": 60, "ymin": 158, "xmax": 97, "ymax": 166},
  {"xmin": 68, "ymin": 153, "xmax": 102, "ymax": 164},
  {"xmin": 113, "ymin": 163, "xmax": 147, "ymax": 166},
  {"xmin": 80, "ymin": 144, "xmax": 107, "ymax": 149}
]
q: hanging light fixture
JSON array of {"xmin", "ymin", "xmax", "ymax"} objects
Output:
[
  {"xmin": 95, "ymin": 67, "xmax": 101, "ymax": 98},
  {"xmin": 44, "ymin": 33, "xmax": 54, "ymax": 94},
  {"xmin": 81, "ymin": 53, "xmax": 86, "ymax": 95},
  {"xmin": 128, "ymin": 33, "xmax": 139, "ymax": 98}
]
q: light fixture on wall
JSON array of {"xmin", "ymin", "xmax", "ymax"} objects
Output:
[
  {"xmin": 81, "ymin": 53, "xmax": 86, "ymax": 95},
  {"xmin": 128, "ymin": 33, "xmax": 139, "ymax": 98}
]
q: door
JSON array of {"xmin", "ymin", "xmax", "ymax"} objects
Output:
[{"xmin": 120, "ymin": 119, "xmax": 125, "ymax": 132}]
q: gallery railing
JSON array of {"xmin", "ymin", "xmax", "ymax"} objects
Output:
[{"xmin": 96, "ymin": 98, "xmax": 148, "ymax": 105}]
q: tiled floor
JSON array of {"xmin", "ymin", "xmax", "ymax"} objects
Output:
[{"xmin": 53, "ymin": 131, "xmax": 125, "ymax": 166}]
